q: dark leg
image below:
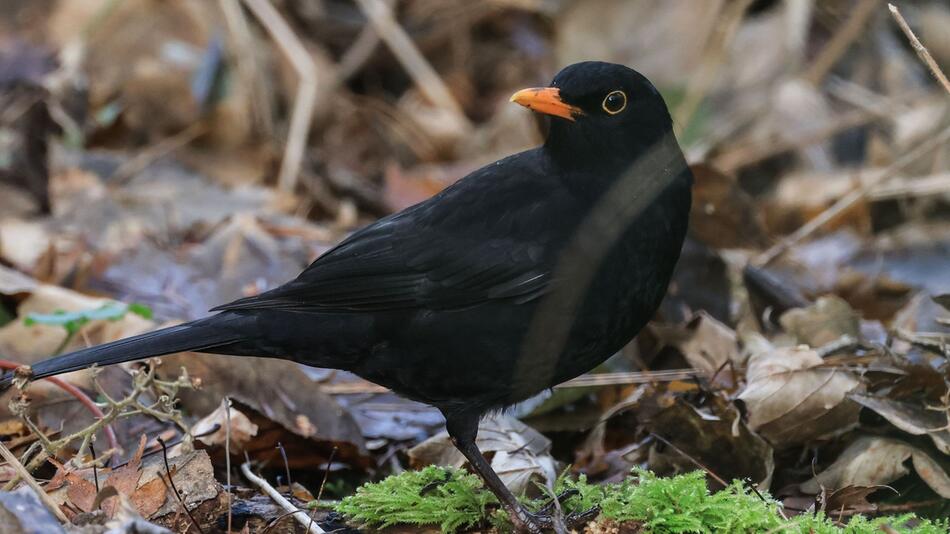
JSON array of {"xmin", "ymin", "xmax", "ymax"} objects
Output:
[{"xmin": 444, "ymin": 412, "xmax": 598, "ymax": 533}]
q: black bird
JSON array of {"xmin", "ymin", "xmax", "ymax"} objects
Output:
[{"xmin": 1, "ymin": 61, "xmax": 692, "ymax": 532}]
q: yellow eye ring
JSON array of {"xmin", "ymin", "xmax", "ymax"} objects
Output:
[{"xmin": 602, "ymin": 90, "xmax": 627, "ymax": 115}]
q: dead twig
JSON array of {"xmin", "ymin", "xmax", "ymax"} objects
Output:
[
  {"xmin": 109, "ymin": 122, "xmax": 207, "ymax": 185},
  {"xmin": 336, "ymin": 21, "xmax": 382, "ymax": 83},
  {"xmin": 223, "ymin": 397, "xmax": 233, "ymax": 534},
  {"xmin": 353, "ymin": 0, "xmax": 472, "ymax": 132},
  {"xmin": 803, "ymin": 0, "xmax": 878, "ymax": 85},
  {"xmin": 219, "ymin": 0, "xmax": 273, "ymax": 136},
  {"xmin": 319, "ymin": 369, "xmax": 701, "ymax": 395},
  {"xmin": 0, "ymin": 359, "xmax": 118, "ymax": 452},
  {"xmin": 674, "ymin": 0, "xmax": 753, "ymax": 136},
  {"xmin": 241, "ymin": 461, "xmax": 326, "ymax": 534},
  {"xmin": 242, "ymin": 0, "xmax": 318, "ymax": 193},
  {"xmin": 888, "ymin": 3, "xmax": 950, "ymax": 95},
  {"xmin": 648, "ymin": 432, "xmax": 729, "ymax": 488},
  {"xmin": 0, "ymin": 439, "xmax": 70, "ymax": 523},
  {"xmin": 754, "ymin": 124, "xmax": 950, "ymax": 266}
]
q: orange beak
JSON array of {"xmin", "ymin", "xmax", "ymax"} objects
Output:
[{"xmin": 509, "ymin": 87, "xmax": 582, "ymax": 121}]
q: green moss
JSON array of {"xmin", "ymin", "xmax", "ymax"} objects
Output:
[
  {"xmin": 335, "ymin": 466, "xmax": 496, "ymax": 531},
  {"xmin": 334, "ymin": 467, "xmax": 950, "ymax": 533}
]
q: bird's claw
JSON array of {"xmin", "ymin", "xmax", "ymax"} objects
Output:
[
  {"xmin": 509, "ymin": 491, "xmax": 599, "ymax": 533},
  {"xmin": 535, "ymin": 488, "xmax": 580, "ymax": 516}
]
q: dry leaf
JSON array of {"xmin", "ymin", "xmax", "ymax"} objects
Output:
[
  {"xmin": 160, "ymin": 354, "xmax": 369, "ymax": 470},
  {"xmin": 850, "ymin": 394, "xmax": 950, "ymax": 454},
  {"xmin": 100, "ymin": 434, "xmax": 147, "ymax": 517},
  {"xmin": 688, "ymin": 163, "xmax": 767, "ymax": 249},
  {"xmin": 660, "ymin": 311, "xmax": 739, "ymax": 377},
  {"xmin": 738, "ymin": 334, "xmax": 861, "ymax": 445},
  {"xmin": 645, "ymin": 399, "xmax": 774, "ymax": 489},
  {"xmin": 823, "ymin": 485, "xmax": 887, "ymax": 514},
  {"xmin": 780, "ymin": 295, "xmax": 860, "ymax": 347},
  {"xmin": 129, "ymin": 476, "xmax": 168, "ymax": 519},
  {"xmin": 193, "ymin": 403, "xmax": 259, "ymax": 451},
  {"xmin": 800, "ymin": 436, "xmax": 950, "ymax": 498},
  {"xmin": 48, "ymin": 458, "xmax": 97, "ymax": 514},
  {"xmin": 409, "ymin": 414, "xmax": 556, "ymax": 496}
]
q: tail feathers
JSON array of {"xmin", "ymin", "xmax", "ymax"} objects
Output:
[{"xmin": 0, "ymin": 315, "xmax": 244, "ymax": 391}]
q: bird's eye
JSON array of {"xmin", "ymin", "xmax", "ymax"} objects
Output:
[{"xmin": 602, "ymin": 91, "xmax": 627, "ymax": 115}]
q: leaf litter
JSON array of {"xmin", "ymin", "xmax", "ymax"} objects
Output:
[{"xmin": 1, "ymin": 0, "xmax": 950, "ymax": 531}]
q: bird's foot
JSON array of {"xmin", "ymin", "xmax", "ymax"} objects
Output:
[{"xmin": 508, "ymin": 491, "xmax": 600, "ymax": 533}]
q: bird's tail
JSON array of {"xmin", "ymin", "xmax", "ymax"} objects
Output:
[{"xmin": 0, "ymin": 313, "xmax": 246, "ymax": 392}]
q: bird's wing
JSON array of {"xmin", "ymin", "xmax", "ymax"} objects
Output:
[
  {"xmin": 213, "ymin": 152, "xmax": 565, "ymax": 313},
  {"xmin": 213, "ymin": 215, "xmax": 552, "ymax": 313}
]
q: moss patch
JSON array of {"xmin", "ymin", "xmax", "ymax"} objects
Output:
[{"xmin": 334, "ymin": 467, "xmax": 950, "ymax": 533}]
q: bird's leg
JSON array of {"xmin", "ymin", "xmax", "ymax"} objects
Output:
[
  {"xmin": 445, "ymin": 413, "xmax": 598, "ymax": 533},
  {"xmin": 445, "ymin": 413, "xmax": 544, "ymax": 533}
]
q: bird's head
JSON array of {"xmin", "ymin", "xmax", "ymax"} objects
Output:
[{"xmin": 511, "ymin": 61, "xmax": 675, "ymax": 169}]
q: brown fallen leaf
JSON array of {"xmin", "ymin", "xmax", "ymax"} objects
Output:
[
  {"xmin": 100, "ymin": 434, "xmax": 147, "ymax": 517},
  {"xmin": 738, "ymin": 333, "xmax": 861, "ymax": 445},
  {"xmin": 129, "ymin": 476, "xmax": 168, "ymax": 519},
  {"xmin": 652, "ymin": 311, "xmax": 739, "ymax": 379},
  {"xmin": 688, "ymin": 163, "xmax": 767, "ymax": 249},
  {"xmin": 47, "ymin": 458, "xmax": 97, "ymax": 514},
  {"xmin": 823, "ymin": 485, "xmax": 889, "ymax": 515},
  {"xmin": 160, "ymin": 353, "xmax": 369, "ymax": 470},
  {"xmin": 780, "ymin": 295, "xmax": 861, "ymax": 347},
  {"xmin": 850, "ymin": 394, "xmax": 950, "ymax": 454},
  {"xmin": 409, "ymin": 414, "xmax": 556, "ymax": 497},
  {"xmin": 644, "ymin": 398, "xmax": 774, "ymax": 489},
  {"xmin": 193, "ymin": 402, "xmax": 259, "ymax": 451},
  {"xmin": 800, "ymin": 436, "xmax": 950, "ymax": 498}
]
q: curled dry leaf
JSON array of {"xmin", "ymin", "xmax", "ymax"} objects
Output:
[
  {"xmin": 823, "ymin": 485, "xmax": 889, "ymax": 514},
  {"xmin": 738, "ymin": 333, "xmax": 861, "ymax": 446},
  {"xmin": 644, "ymin": 398, "xmax": 774, "ymax": 489},
  {"xmin": 780, "ymin": 295, "xmax": 860, "ymax": 347},
  {"xmin": 193, "ymin": 403, "xmax": 259, "ymax": 451},
  {"xmin": 160, "ymin": 354, "xmax": 370, "ymax": 470},
  {"xmin": 800, "ymin": 436, "xmax": 950, "ymax": 498},
  {"xmin": 99, "ymin": 434, "xmax": 149, "ymax": 517},
  {"xmin": 408, "ymin": 414, "xmax": 557, "ymax": 496},
  {"xmin": 48, "ymin": 434, "xmax": 168, "ymax": 519},
  {"xmin": 652, "ymin": 311, "xmax": 740, "ymax": 384},
  {"xmin": 48, "ymin": 449, "xmax": 217, "ymax": 521},
  {"xmin": 850, "ymin": 394, "xmax": 950, "ymax": 454}
]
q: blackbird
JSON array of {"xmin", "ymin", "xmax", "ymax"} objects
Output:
[{"xmin": 1, "ymin": 61, "xmax": 692, "ymax": 532}]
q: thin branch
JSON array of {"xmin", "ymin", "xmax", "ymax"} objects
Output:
[
  {"xmin": 352, "ymin": 0, "xmax": 472, "ymax": 132},
  {"xmin": 0, "ymin": 360, "xmax": 118, "ymax": 452},
  {"xmin": 242, "ymin": 0, "xmax": 318, "ymax": 193},
  {"xmin": 674, "ymin": 0, "xmax": 753, "ymax": 136},
  {"xmin": 219, "ymin": 0, "xmax": 273, "ymax": 136},
  {"xmin": 648, "ymin": 432, "xmax": 729, "ymax": 488},
  {"xmin": 0, "ymin": 439, "xmax": 69, "ymax": 523},
  {"xmin": 888, "ymin": 3, "xmax": 950, "ymax": 95},
  {"xmin": 109, "ymin": 122, "xmax": 207, "ymax": 185},
  {"xmin": 241, "ymin": 462, "xmax": 325, "ymax": 534},
  {"xmin": 223, "ymin": 397, "xmax": 233, "ymax": 534},
  {"xmin": 754, "ymin": 124, "xmax": 950, "ymax": 266},
  {"xmin": 803, "ymin": 0, "xmax": 878, "ymax": 85}
]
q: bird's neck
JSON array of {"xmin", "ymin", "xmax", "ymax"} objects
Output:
[{"xmin": 543, "ymin": 129, "xmax": 691, "ymax": 202}]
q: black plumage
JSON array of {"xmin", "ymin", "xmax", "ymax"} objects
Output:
[{"xmin": 1, "ymin": 62, "xmax": 692, "ymax": 532}]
